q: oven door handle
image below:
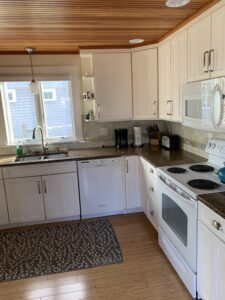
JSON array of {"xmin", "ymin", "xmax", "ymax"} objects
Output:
[{"xmin": 158, "ymin": 175, "xmax": 196, "ymax": 208}]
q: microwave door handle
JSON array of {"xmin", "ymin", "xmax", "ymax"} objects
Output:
[{"xmin": 211, "ymin": 84, "xmax": 222, "ymax": 129}]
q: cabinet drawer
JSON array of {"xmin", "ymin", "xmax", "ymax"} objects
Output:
[
  {"xmin": 147, "ymin": 196, "xmax": 158, "ymax": 231},
  {"xmin": 198, "ymin": 202, "xmax": 225, "ymax": 243},
  {"xmin": 141, "ymin": 157, "xmax": 157, "ymax": 179},
  {"xmin": 3, "ymin": 161, "xmax": 77, "ymax": 179},
  {"xmin": 146, "ymin": 176, "xmax": 158, "ymax": 207}
]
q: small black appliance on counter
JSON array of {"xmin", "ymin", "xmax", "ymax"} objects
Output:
[
  {"xmin": 161, "ymin": 134, "xmax": 180, "ymax": 150},
  {"xmin": 115, "ymin": 129, "xmax": 128, "ymax": 149}
]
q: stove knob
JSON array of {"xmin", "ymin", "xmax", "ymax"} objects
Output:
[
  {"xmin": 212, "ymin": 143, "xmax": 216, "ymax": 149},
  {"xmin": 208, "ymin": 143, "xmax": 212, "ymax": 148}
]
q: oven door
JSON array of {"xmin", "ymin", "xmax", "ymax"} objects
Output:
[{"xmin": 158, "ymin": 177, "xmax": 197, "ymax": 272}]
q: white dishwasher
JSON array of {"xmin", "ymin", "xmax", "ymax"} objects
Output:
[{"xmin": 78, "ymin": 157, "xmax": 126, "ymax": 218}]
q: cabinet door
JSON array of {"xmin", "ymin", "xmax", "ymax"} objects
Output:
[
  {"xmin": 139, "ymin": 158, "xmax": 148, "ymax": 217},
  {"xmin": 132, "ymin": 48, "xmax": 158, "ymax": 119},
  {"xmin": 93, "ymin": 53, "xmax": 132, "ymax": 121},
  {"xmin": 171, "ymin": 30, "xmax": 187, "ymax": 122},
  {"xmin": 197, "ymin": 221, "xmax": 214, "ymax": 300},
  {"xmin": 43, "ymin": 173, "xmax": 80, "ymax": 220},
  {"xmin": 0, "ymin": 180, "xmax": 9, "ymax": 225},
  {"xmin": 198, "ymin": 221, "xmax": 225, "ymax": 300},
  {"xmin": 159, "ymin": 41, "xmax": 171, "ymax": 120},
  {"xmin": 125, "ymin": 156, "xmax": 141, "ymax": 210},
  {"xmin": 212, "ymin": 232, "xmax": 225, "ymax": 300},
  {"xmin": 211, "ymin": 5, "xmax": 225, "ymax": 78},
  {"xmin": 188, "ymin": 15, "xmax": 211, "ymax": 82},
  {"xmin": 5, "ymin": 176, "xmax": 45, "ymax": 224}
]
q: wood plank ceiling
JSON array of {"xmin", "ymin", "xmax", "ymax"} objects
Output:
[{"xmin": 0, "ymin": 0, "xmax": 217, "ymax": 53}]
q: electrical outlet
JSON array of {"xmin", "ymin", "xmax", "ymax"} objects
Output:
[{"xmin": 100, "ymin": 127, "xmax": 108, "ymax": 137}]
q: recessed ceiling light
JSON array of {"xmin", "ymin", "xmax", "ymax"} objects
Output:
[
  {"xmin": 166, "ymin": 0, "xmax": 191, "ymax": 8},
  {"xmin": 129, "ymin": 39, "xmax": 144, "ymax": 44}
]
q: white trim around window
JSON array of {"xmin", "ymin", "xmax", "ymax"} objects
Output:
[{"xmin": 0, "ymin": 66, "xmax": 83, "ymax": 146}]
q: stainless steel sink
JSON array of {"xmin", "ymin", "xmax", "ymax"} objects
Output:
[
  {"xmin": 15, "ymin": 156, "xmax": 44, "ymax": 162},
  {"xmin": 14, "ymin": 151, "xmax": 68, "ymax": 163},
  {"xmin": 46, "ymin": 153, "xmax": 67, "ymax": 160}
]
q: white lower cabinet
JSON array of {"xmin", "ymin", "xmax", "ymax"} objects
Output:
[
  {"xmin": 3, "ymin": 162, "xmax": 80, "ymax": 225},
  {"xmin": 43, "ymin": 173, "xmax": 80, "ymax": 220},
  {"xmin": 140, "ymin": 158, "xmax": 159, "ymax": 230},
  {"xmin": 0, "ymin": 180, "xmax": 9, "ymax": 225},
  {"xmin": 125, "ymin": 156, "xmax": 141, "ymax": 211},
  {"xmin": 5, "ymin": 176, "xmax": 45, "ymax": 224},
  {"xmin": 198, "ymin": 203, "xmax": 225, "ymax": 300}
]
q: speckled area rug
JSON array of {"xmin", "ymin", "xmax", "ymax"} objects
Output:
[{"xmin": 0, "ymin": 219, "xmax": 123, "ymax": 282}]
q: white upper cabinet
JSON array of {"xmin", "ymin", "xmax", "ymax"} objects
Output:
[
  {"xmin": 132, "ymin": 48, "xmax": 158, "ymax": 120},
  {"xmin": 159, "ymin": 40, "xmax": 171, "ymax": 120},
  {"xmin": 211, "ymin": 5, "xmax": 225, "ymax": 78},
  {"xmin": 93, "ymin": 53, "xmax": 132, "ymax": 121},
  {"xmin": 159, "ymin": 31, "xmax": 187, "ymax": 122},
  {"xmin": 188, "ymin": 15, "xmax": 211, "ymax": 82},
  {"xmin": 170, "ymin": 30, "xmax": 187, "ymax": 122}
]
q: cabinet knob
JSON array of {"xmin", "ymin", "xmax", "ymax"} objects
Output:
[
  {"xmin": 212, "ymin": 220, "xmax": 223, "ymax": 231},
  {"xmin": 150, "ymin": 210, "xmax": 154, "ymax": 217},
  {"xmin": 150, "ymin": 186, "xmax": 154, "ymax": 192}
]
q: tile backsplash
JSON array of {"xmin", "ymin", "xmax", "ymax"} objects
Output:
[
  {"xmin": 165, "ymin": 121, "xmax": 225, "ymax": 158},
  {"xmin": 82, "ymin": 118, "xmax": 165, "ymax": 148}
]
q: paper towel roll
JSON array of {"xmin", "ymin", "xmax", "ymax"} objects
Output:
[{"xmin": 133, "ymin": 127, "xmax": 142, "ymax": 147}]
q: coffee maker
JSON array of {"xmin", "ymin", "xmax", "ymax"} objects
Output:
[{"xmin": 115, "ymin": 129, "xmax": 128, "ymax": 149}]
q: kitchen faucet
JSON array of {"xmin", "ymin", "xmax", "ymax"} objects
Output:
[{"xmin": 32, "ymin": 126, "xmax": 47, "ymax": 153}]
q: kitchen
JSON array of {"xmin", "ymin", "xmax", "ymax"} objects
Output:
[{"xmin": 0, "ymin": 0, "xmax": 225, "ymax": 299}]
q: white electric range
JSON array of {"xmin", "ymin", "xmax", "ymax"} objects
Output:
[{"xmin": 157, "ymin": 139, "xmax": 225, "ymax": 299}]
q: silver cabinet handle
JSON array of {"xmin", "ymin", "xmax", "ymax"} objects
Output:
[
  {"xmin": 212, "ymin": 220, "xmax": 223, "ymax": 231},
  {"xmin": 167, "ymin": 100, "xmax": 173, "ymax": 115},
  {"xmin": 97, "ymin": 104, "xmax": 100, "ymax": 119},
  {"xmin": 166, "ymin": 100, "xmax": 170, "ymax": 115},
  {"xmin": 150, "ymin": 186, "xmax": 154, "ymax": 192},
  {"xmin": 153, "ymin": 101, "xmax": 157, "ymax": 115},
  {"xmin": 209, "ymin": 49, "xmax": 215, "ymax": 72},
  {"xmin": 43, "ymin": 180, "xmax": 47, "ymax": 194},
  {"xmin": 170, "ymin": 100, "xmax": 173, "ymax": 115},
  {"xmin": 126, "ymin": 160, "xmax": 129, "ymax": 173},
  {"xmin": 38, "ymin": 181, "xmax": 41, "ymax": 194},
  {"xmin": 203, "ymin": 51, "xmax": 209, "ymax": 73}
]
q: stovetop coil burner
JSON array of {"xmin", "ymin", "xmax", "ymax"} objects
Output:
[
  {"xmin": 167, "ymin": 167, "xmax": 186, "ymax": 174},
  {"xmin": 189, "ymin": 164, "xmax": 214, "ymax": 172},
  {"xmin": 187, "ymin": 179, "xmax": 219, "ymax": 190}
]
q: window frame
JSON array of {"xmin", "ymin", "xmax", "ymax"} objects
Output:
[{"xmin": 0, "ymin": 79, "xmax": 76, "ymax": 146}]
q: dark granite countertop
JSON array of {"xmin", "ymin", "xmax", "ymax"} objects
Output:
[
  {"xmin": 198, "ymin": 193, "xmax": 225, "ymax": 220},
  {"xmin": 0, "ymin": 145, "xmax": 206, "ymax": 168}
]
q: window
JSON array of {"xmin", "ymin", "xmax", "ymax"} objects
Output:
[
  {"xmin": 42, "ymin": 89, "xmax": 56, "ymax": 101},
  {"xmin": 0, "ymin": 80, "xmax": 75, "ymax": 145}
]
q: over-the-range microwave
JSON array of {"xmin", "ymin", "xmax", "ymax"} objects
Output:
[{"xmin": 182, "ymin": 77, "xmax": 225, "ymax": 131}]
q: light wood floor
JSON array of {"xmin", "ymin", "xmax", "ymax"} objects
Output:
[{"xmin": 0, "ymin": 213, "xmax": 192, "ymax": 300}]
